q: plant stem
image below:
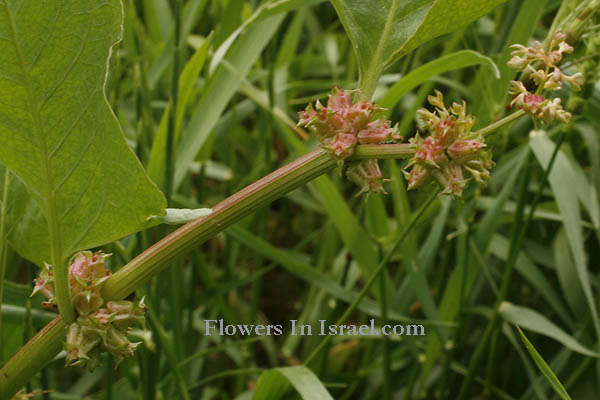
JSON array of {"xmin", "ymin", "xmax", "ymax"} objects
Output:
[
  {"xmin": 165, "ymin": 0, "xmax": 182, "ymax": 202},
  {"xmin": 0, "ymin": 168, "xmax": 11, "ymax": 348},
  {"xmin": 303, "ymin": 189, "xmax": 439, "ymax": 366},
  {"xmin": 476, "ymin": 109, "xmax": 526, "ymax": 137},
  {"xmin": 379, "ymin": 261, "xmax": 391, "ymax": 400},
  {"xmin": 0, "ymin": 144, "xmax": 410, "ymax": 398},
  {"xmin": 0, "ymin": 106, "xmax": 525, "ymax": 398}
]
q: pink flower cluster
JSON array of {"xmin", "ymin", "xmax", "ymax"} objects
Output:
[
  {"xmin": 507, "ymin": 31, "xmax": 583, "ymax": 123},
  {"xmin": 298, "ymin": 87, "xmax": 401, "ymax": 160},
  {"xmin": 298, "ymin": 88, "xmax": 401, "ymax": 195},
  {"xmin": 404, "ymin": 90, "xmax": 494, "ymax": 197},
  {"xmin": 31, "ymin": 251, "xmax": 147, "ymax": 369}
]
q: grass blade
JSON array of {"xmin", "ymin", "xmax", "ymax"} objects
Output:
[{"xmin": 516, "ymin": 326, "xmax": 573, "ymax": 400}]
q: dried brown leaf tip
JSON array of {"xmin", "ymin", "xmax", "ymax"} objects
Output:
[
  {"xmin": 298, "ymin": 87, "xmax": 402, "ymax": 196},
  {"xmin": 404, "ymin": 90, "xmax": 493, "ymax": 197}
]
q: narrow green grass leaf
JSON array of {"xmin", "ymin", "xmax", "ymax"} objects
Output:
[
  {"xmin": 489, "ymin": 234, "xmax": 572, "ymax": 327},
  {"xmin": 0, "ymin": 0, "xmax": 166, "ymax": 266},
  {"xmin": 255, "ymin": 366, "xmax": 334, "ymax": 400},
  {"xmin": 501, "ymin": 323, "xmax": 549, "ymax": 400},
  {"xmin": 516, "ymin": 326, "xmax": 573, "ymax": 400},
  {"xmin": 147, "ymin": 34, "xmax": 212, "ymax": 188},
  {"xmin": 174, "ymin": 14, "xmax": 285, "ymax": 187},
  {"xmin": 176, "ymin": 33, "xmax": 213, "ymax": 134},
  {"xmin": 227, "ymin": 226, "xmax": 433, "ymax": 324},
  {"xmin": 419, "ymin": 146, "xmax": 527, "ymax": 389},
  {"xmin": 209, "ymin": 0, "xmax": 325, "ymax": 75},
  {"xmin": 500, "ymin": 302, "xmax": 599, "ymax": 357},
  {"xmin": 553, "ymin": 228, "xmax": 586, "ymax": 318},
  {"xmin": 530, "ymin": 131, "xmax": 599, "ymax": 335},
  {"xmin": 576, "ymin": 124, "xmax": 600, "ymax": 192},
  {"xmin": 148, "ymin": 0, "xmax": 208, "ymax": 87},
  {"xmin": 254, "ymin": 370, "xmax": 289, "ymax": 400},
  {"xmin": 379, "ymin": 50, "xmax": 500, "ymax": 110},
  {"xmin": 141, "ymin": 0, "xmax": 172, "ymax": 42}
]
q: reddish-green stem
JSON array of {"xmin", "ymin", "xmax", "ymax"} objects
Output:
[
  {"xmin": 0, "ymin": 144, "xmax": 407, "ymax": 398},
  {"xmin": 0, "ymin": 105, "xmax": 526, "ymax": 398}
]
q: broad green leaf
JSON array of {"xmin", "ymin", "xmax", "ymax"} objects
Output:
[
  {"xmin": 254, "ymin": 366, "xmax": 334, "ymax": 400},
  {"xmin": 0, "ymin": 0, "xmax": 166, "ymax": 266},
  {"xmin": 530, "ymin": 131, "xmax": 599, "ymax": 335},
  {"xmin": 500, "ymin": 302, "xmax": 599, "ymax": 357},
  {"xmin": 516, "ymin": 326, "xmax": 573, "ymax": 400},
  {"xmin": 379, "ymin": 50, "xmax": 500, "ymax": 111},
  {"xmin": 329, "ymin": 0, "xmax": 507, "ymax": 96}
]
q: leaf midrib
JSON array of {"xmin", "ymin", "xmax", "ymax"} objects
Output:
[
  {"xmin": 2, "ymin": 2, "xmax": 64, "ymax": 270},
  {"xmin": 366, "ymin": 0, "xmax": 399, "ymax": 81}
]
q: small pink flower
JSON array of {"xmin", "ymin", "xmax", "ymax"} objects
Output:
[
  {"xmin": 357, "ymin": 120, "xmax": 401, "ymax": 144},
  {"xmin": 323, "ymin": 133, "xmax": 357, "ymax": 160},
  {"xmin": 403, "ymin": 164, "xmax": 430, "ymax": 190},
  {"xmin": 346, "ymin": 160, "xmax": 388, "ymax": 196},
  {"xmin": 447, "ymin": 139, "xmax": 485, "ymax": 161},
  {"xmin": 414, "ymin": 137, "xmax": 447, "ymax": 167}
]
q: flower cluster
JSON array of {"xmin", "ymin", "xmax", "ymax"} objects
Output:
[
  {"xmin": 404, "ymin": 90, "xmax": 494, "ymax": 197},
  {"xmin": 298, "ymin": 88, "xmax": 401, "ymax": 195},
  {"xmin": 65, "ymin": 297, "xmax": 146, "ymax": 369},
  {"xmin": 507, "ymin": 31, "xmax": 583, "ymax": 123},
  {"xmin": 31, "ymin": 251, "xmax": 147, "ymax": 369}
]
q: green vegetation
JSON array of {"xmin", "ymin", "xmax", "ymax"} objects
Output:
[{"xmin": 0, "ymin": 0, "xmax": 599, "ymax": 398}]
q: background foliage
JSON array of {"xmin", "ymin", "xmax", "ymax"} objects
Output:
[{"xmin": 1, "ymin": 0, "xmax": 599, "ymax": 399}]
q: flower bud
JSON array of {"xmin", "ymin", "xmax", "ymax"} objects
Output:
[
  {"xmin": 346, "ymin": 160, "xmax": 389, "ymax": 196},
  {"xmin": 107, "ymin": 298, "xmax": 146, "ymax": 329},
  {"xmin": 413, "ymin": 136, "xmax": 447, "ymax": 168},
  {"xmin": 433, "ymin": 163, "xmax": 470, "ymax": 197},
  {"xmin": 65, "ymin": 322, "xmax": 102, "ymax": 369},
  {"xmin": 565, "ymin": 72, "xmax": 584, "ymax": 91},
  {"xmin": 31, "ymin": 262, "xmax": 55, "ymax": 305},
  {"xmin": 447, "ymin": 139, "xmax": 485, "ymax": 161},
  {"xmin": 507, "ymin": 55, "xmax": 529, "ymax": 70},
  {"xmin": 403, "ymin": 164, "xmax": 430, "ymax": 190},
  {"xmin": 323, "ymin": 133, "xmax": 357, "ymax": 160},
  {"xmin": 357, "ymin": 120, "xmax": 401, "ymax": 144}
]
